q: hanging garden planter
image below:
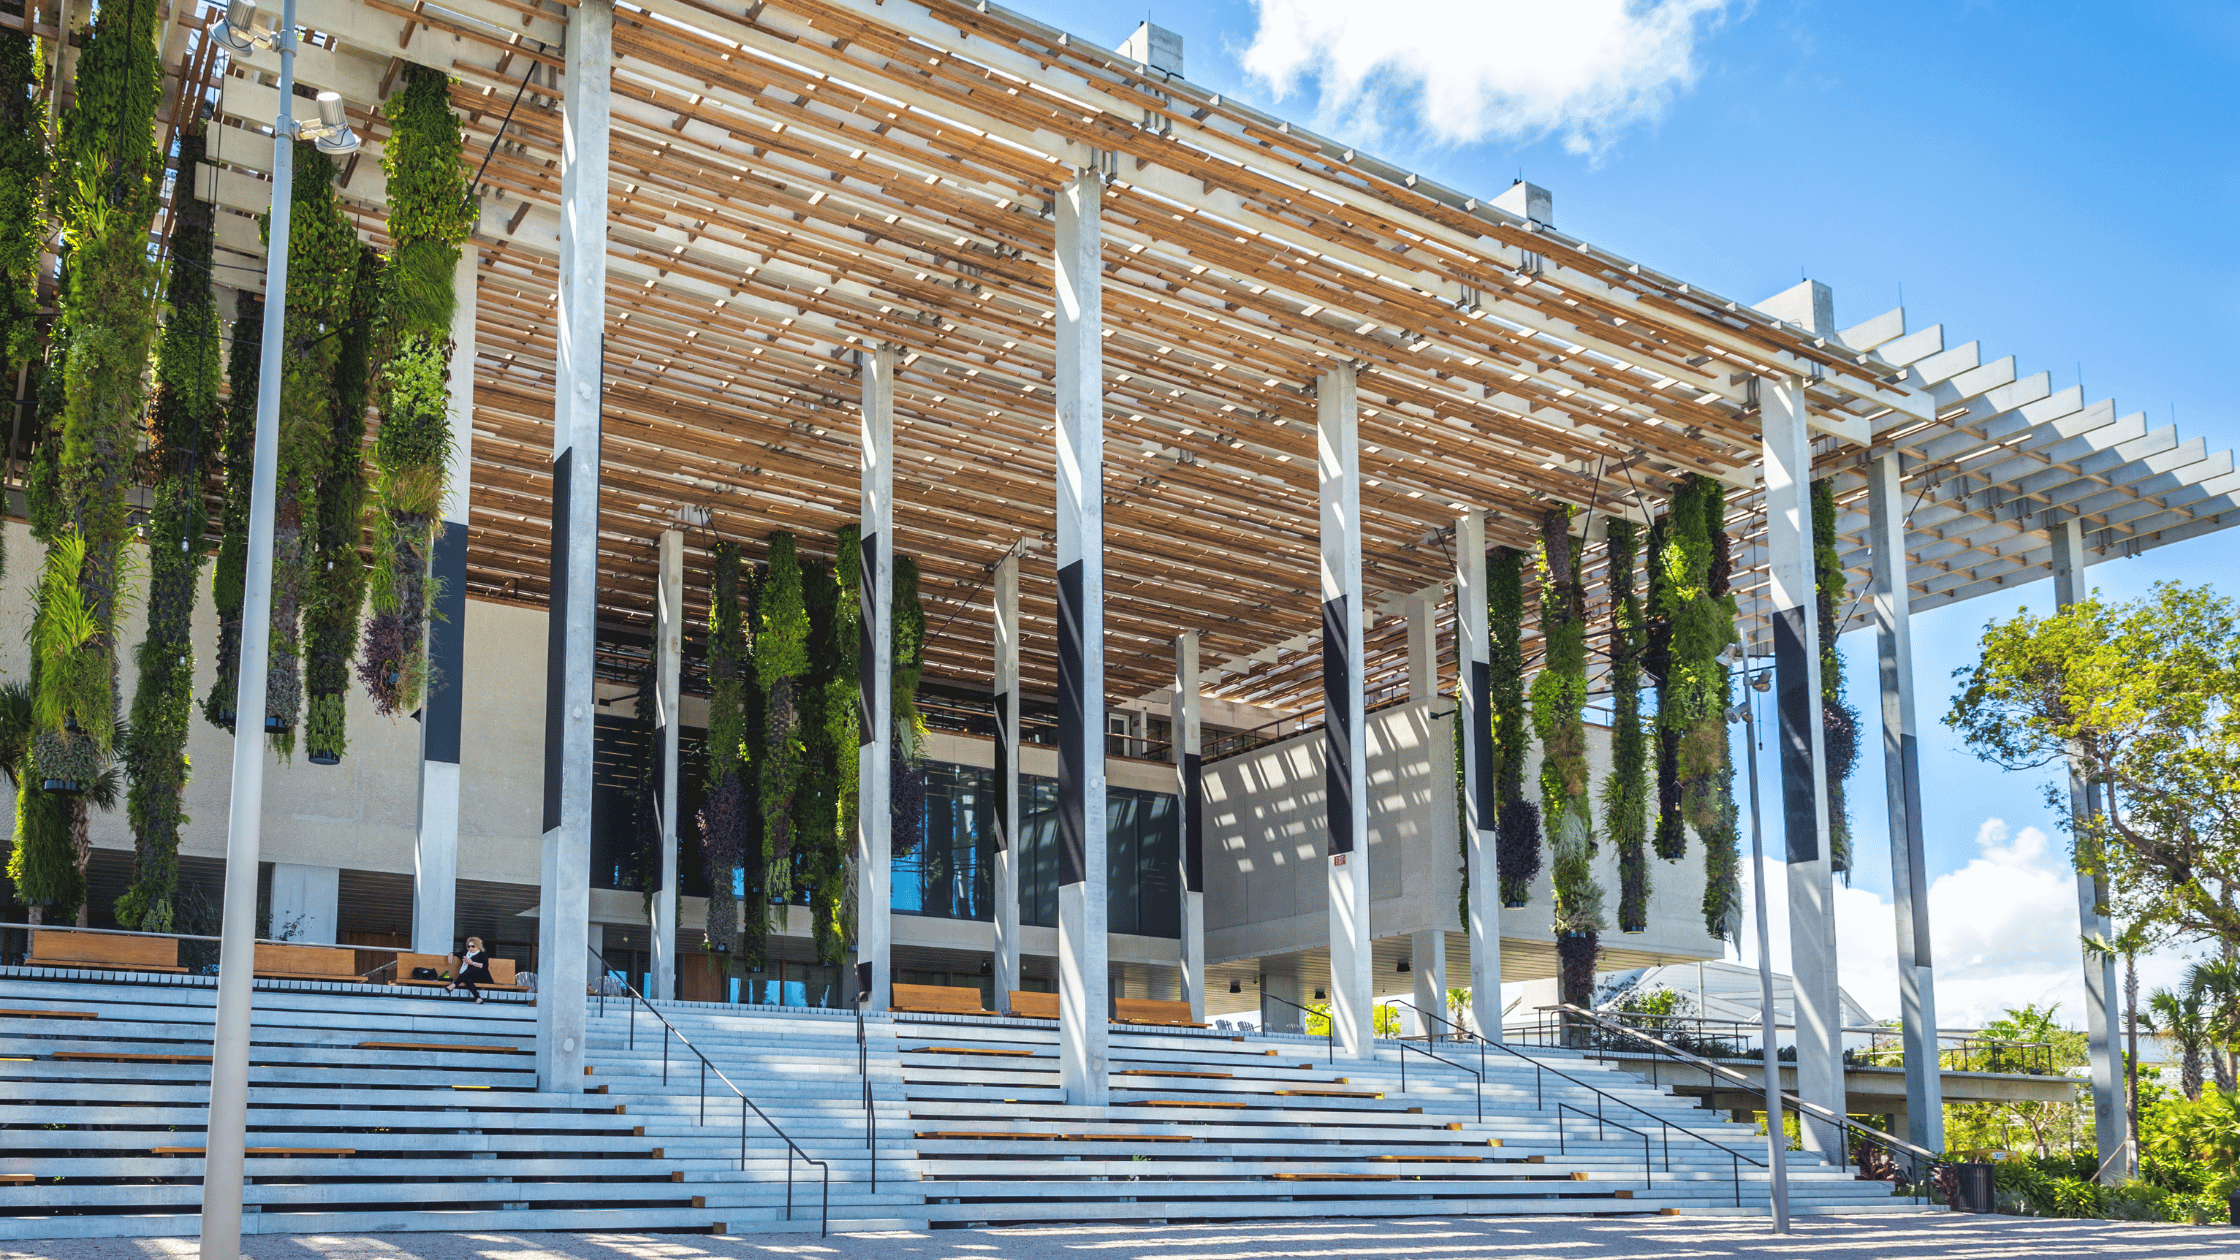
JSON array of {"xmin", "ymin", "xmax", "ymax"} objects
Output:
[
  {"xmin": 307, "ymin": 750, "xmax": 340, "ymax": 766},
  {"xmin": 41, "ymin": 779, "xmax": 83, "ymax": 795},
  {"xmin": 264, "ymin": 716, "xmax": 291, "ymax": 734}
]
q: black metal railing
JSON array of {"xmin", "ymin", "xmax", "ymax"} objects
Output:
[
  {"xmin": 1388, "ymin": 999, "xmax": 1763, "ymax": 1208},
  {"xmin": 855, "ymin": 1000, "xmax": 878, "ymax": 1192},
  {"xmin": 1508, "ymin": 1007, "xmax": 2055, "ymax": 1078},
  {"xmin": 1395, "ymin": 1037, "xmax": 1483, "ymax": 1122},
  {"xmin": 1551, "ymin": 1003, "xmax": 1946, "ymax": 1205},
  {"xmin": 1258, "ymin": 992, "xmax": 1334, "ymax": 1063},
  {"xmin": 589, "ymin": 947, "xmax": 832, "ymax": 1235}
]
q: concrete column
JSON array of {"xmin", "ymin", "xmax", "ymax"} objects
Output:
[
  {"xmin": 1262, "ymin": 968, "xmax": 1303, "ymax": 1033},
  {"xmin": 650, "ymin": 529, "xmax": 684, "ymax": 1001},
  {"xmin": 859, "ymin": 344, "xmax": 896, "ymax": 1013},
  {"xmin": 1454, "ymin": 510, "xmax": 1500, "ymax": 1042},
  {"xmin": 411, "ymin": 244, "xmax": 478, "ymax": 956},
  {"xmin": 1405, "ymin": 596, "xmax": 1436, "ymax": 702},
  {"xmin": 992, "ymin": 550, "xmax": 1021, "ymax": 1011},
  {"xmin": 1410, "ymin": 929, "xmax": 1445, "ymax": 1038},
  {"xmin": 2051, "ymin": 517, "xmax": 2125, "ymax": 1181},
  {"xmin": 1053, "ymin": 167, "xmax": 1109, "ymax": 1103},
  {"xmin": 1867, "ymin": 452, "xmax": 1943, "ymax": 1152},
  {"xmin": 1174, "ymin": 630, "xmax": 1206, "ymax": 1022},
  {"xmin": 1319, "ymin": 361, "xmax": 1371, "ymax": 1059},
  {"xmin": 536, "ymin": 0, "xmax": 610, "ymax": 1089},
  {"xmin": 268, "ymin": 863, "xmax": 338, "ymax": 945},
  {"xmin": 1762, "ymin": 373, "xmax": 1843, "ymax": 1154}
]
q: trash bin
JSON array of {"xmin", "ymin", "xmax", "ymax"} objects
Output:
[{"xmin": 1952, "ymin": 1162, "xmax": 1995, "ymax": 1214}]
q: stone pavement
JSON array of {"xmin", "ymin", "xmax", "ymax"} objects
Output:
[{"xmin": 6, "ymin": 1213, "xmax": 2238, "ymax": 1260}]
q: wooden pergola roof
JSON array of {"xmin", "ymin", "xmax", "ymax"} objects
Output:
[{"xmin": 114, "ymin": 0, "xmax": 2227, "ymax": 714}]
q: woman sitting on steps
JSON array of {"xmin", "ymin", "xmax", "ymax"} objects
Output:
[{"xmin": 446, "ymin": 936, "xmax": 494, "ymax": 1004}]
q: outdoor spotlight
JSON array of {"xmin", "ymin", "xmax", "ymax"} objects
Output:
[
  {"xmin": 302, "ymin": 91, "xmax": 361, "ymax": 155},
  {"xmin": 211, "ymin": 1, "xmax": 262, "ymax": 56},
  {"xmin": 1750, "ymin": 669, "xmax": 1773, "ymax": 693},
  {"xmin": 1396, "ymin": 958, "xmax": 1411, "ymax": 973},
  {"xmin": 1313, "ymin": 987, "xmax": 1326, "ymax": 1000},
  {"xmin": 1228, "ymin": 979, "xmax": 1242, "ymax": 994}
]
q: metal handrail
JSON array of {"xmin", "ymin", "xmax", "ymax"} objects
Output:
[
  {"xmin": 855, "ymin": 1000, "xmax": 878, "ymax": 1192},
  {"xmin": 1392, "ymin": 998, "xmax": 1764, "ymax": 1207},
  {"xmin": 588, "ymin": 947, "xmax": 832, "ymax": 1236},
  {"xmin": 1555, "ymin": 1102, "xmax": 1662, "ymax": 1194},
  {"xmin": 1258, "ymin": 991, "xmax": 1334, "ymax": 1063},
  {"xmin": 1395, "ymin": 1038, "xmax": 1482, "ymax": 1122},
  {"xmin": 1551, "ymin": 1003, "xmax": 1944, "ymax": 1203}
]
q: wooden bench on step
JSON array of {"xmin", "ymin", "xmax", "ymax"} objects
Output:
[
  {"xmin": 253, "ymin": 942, "xmax": 363, "ymax": 982},
  {"xmin": 891, "ymin": 983, "xmax": 992, "ymax": 1016},
  {"xmin": 1004, "ymin": 990, "xmax": 1058, "ymax": 1020},
  {"xmin": 0, "ymin": 1008, "xmax": 96, "ymax": 1020},
  {"xmin": 30, "ymin": 929, "xmax": 185, "ymax": 974},
  {"xmin": 388, "ymin": 952, "xmax": 527, "ymax": 991},
  {"xmin": 1115, "ymin": 998, "xmax": 1206, "ymax": 1027}
]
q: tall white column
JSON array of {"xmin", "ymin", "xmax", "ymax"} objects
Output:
[
  {"xmin": 1410, "ymin": 929, "xmax": 1445, "ymax": 1038},
  {"xmin": 650, "ymin": 528, "xmax": 683, "ymax": 1001},
  {"xmin": 1320, "ymin": 362, "xmax": 1371, "ymax": 1059},
  {"xmin": 859, "ymin": 345, "xmax": 896, "ymax": 1012},
  {"xmin": 536, "ymin": 0, "xmax": 610, "ymax": 1090},
  {"xmin": 1174, "ymin": 630, "xmax": 1205, "ymax": 1022},
  {"xmin": 412, "ymin": 244, "xmax": 478, "ymax": 956},
  {"xmin": 1406, "ymin": 596, "xmax": 1436, "ymax": 702},
  {"xmin": 203, "ymin": 10, "xmax": 299, "ymax": 1253},
  {"xmin": 992, "ymin": 551, "xmax": 1021, "ymax": 1010},
  {"xmin": 1867, "ymin": 452, "xmax": 1943, "ymax": 1151},
  {"xmin": 1054, "ymin": 167, "xmax": 1110, "ymax": 1103},
  {"xmin": 2051, "ymin": 517, "xmax": 2125, "ymax": 1181},
  {"xmin": 1763, "ymin": 373, "xmax": 1843, "ymax": 1154},
  {"xmin": 1454, "ymin": 511, "xmax": 1499, "ymax": 1041}
]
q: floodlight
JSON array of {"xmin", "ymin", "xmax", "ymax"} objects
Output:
[
  {"xmin": 303, "ymin": 91, "xmax": 360, "ymax": 155},
  {"xmin": 212, "ymin": 2, "xmax": 262, "ymax": 56}
]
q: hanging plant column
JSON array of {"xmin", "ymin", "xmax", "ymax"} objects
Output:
[
  {"xmin": 359, "ymin": 63, "xmax": 474, "ymax": 715},
  {"xmin": 1603, "ymin": 520, "xmax": 1651, "ymax": 934},
  {"xmin": 203, "ymin": 293, "xmax": 261, "ymax": 730},
  {"xmin": 1489, "ymin": 545, "xmax": 1540, "ymax": 907},
  {"xmin": 116, "ymin": 132, "xmax": 221, "ymax": 932},
  {"xmin": 1532, "ymin": 505, "xmax": 1603, "ymax": 1017},
  {"xmin": 1813, "ymin": 478, "xmax": 1860, "ymax": 877},
  {"xmin": 1656, "ymin": 474, "xmax": 1742, "ymax": 938},
  {"xmin": 303, "ymin": 245, "xmax": 381, "ymax": 763},
  {"xmin": 699, "ymin": 541, "xmax": 761, "ymax": 971},
  {"xmin": 803, "ymin": 527, "xmax": 861, "ymax": 970},
  {"xmin": 262, "ymin": 142, "xmax": 357, "ymax": 754},
  {"xmin": 758, "ymin": 532, "xmax": 810, "ymax": 914},
  {"xmin": 0, "ymin": 23, "xmax": 46, "ymax": 378}
]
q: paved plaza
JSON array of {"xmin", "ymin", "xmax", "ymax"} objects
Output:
[{"xmin": 7, "ymin": 1215, "xmax": 2237, "ymax": 1260}]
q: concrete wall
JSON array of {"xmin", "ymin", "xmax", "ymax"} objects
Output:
[{"xmin": 1201, "ymin": 692, "xmax": 1726, "ymax": 976}]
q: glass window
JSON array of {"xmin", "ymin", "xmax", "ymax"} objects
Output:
[{"xmin": 895, "ymin": 763, "xmax": 997, "ymax": 920}]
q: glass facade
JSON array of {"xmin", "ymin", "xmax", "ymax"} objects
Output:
[{"xmin": 993, "ymin": 771, "xmax": 1180, "ymax": 938}]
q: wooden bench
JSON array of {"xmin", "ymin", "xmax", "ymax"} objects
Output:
[
  {"xmin": 253, "ymin": 942, "xmax": 362, "ymax": 982},
  {"xmin": 0, "ymin": 1008, "xmax": 95, "ymax": 1020},
  {"xmin": 153, "ymin": 1147, "xmax": 354, "ymax": 1157},
  {"xmin": 1115, "ymin": 997, "xmax": 1205, "ymax": 1027},
  {"xmin": 29, "ymin": 930, "xmax": 184, "ymax": 973},
  {"xmin": 1005, "ymin": 989, "xmax": 1058, "ymax": 1019},
  {"xmin": 0, "ymin": 1174, "xmax": 31, "ymax": 1184},
  {"xmin": 890, "ymin": 983, "xmax": 991, "ymax": 1016},
  {"xmin": 387, "ymin": 953, "xmax": 526, "ymax": 991},
  {"xmin": 1118, "ymin": 1069, "xmax": 1232, "ymax": 1079},
  {"xmin": 905, "ymin": 1045, "xmax": 1037, "ymax": 1057},
  {"xmin": 1272, "ymin": 1173, "xmax": 1395, "ymax": 1182},
  {"xmin": 1127, "ymin": 1098, "xmax": 1247, "ymax": 1109},
  {"xmin": 53, "ymin": 1051, "xmax": 209, "ymax": 1064}
]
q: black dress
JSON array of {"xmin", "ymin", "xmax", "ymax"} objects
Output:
[{"xmin": 454, "ymin": 948, "xmax": 493, "ymax": 998}]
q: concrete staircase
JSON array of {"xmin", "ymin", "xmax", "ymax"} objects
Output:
[{"xmin": 1, "ymin": 969, "xmax": 1922, "ymax": 1240}]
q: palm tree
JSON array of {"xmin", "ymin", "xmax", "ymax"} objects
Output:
[
  {"xmin": 2144, "ymin": 987, "xmax": 2211, "ymax": 1100},
  {"xmin": 2184, "ymin": 958, "xmax": 2240, "ymax": 1093}
]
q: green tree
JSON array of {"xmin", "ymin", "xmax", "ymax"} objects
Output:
[
  {"xmin": 1947, "ymin": 582, "xmax": 2240, "ymax": 949},
  {"xmin": 2143, "ymin": 987, "xmax": 2210, "ymax": 1101},
  {"xmin": 2184, "ymin": 958, "xmax": 2240, "ymax": 1094}
]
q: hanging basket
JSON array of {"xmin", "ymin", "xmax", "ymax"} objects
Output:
[
  {"xmin": 215, "ymin": 710, "xmax": 237, "ymax": 732},
  {"xmin": 1502, "ymin": 898, "xmax": 1526, "ymax": 909},
  {"xmin": 307, "ymin": 750, "xmax": 341, "ymax": 766},
  {"xmin": 263, "ymin": 716, "xmax": 292, "ymax": 734},
  {"xmin": 41, "ymin": 779, "xmax": 84, "ymax": 795}
]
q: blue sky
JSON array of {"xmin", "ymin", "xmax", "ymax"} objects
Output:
[{"xmin": 1017, "ymin": 0, "xmax": 2240, "ymax": 1023}]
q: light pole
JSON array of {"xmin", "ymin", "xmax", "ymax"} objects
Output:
[
  {"xmin": 199, "ymin": 4, "xmax": 356, "ymax": 1256},
  {"xmin": 1732, "ymin": 651, "xmax": 1791, "ymax": 1232}
]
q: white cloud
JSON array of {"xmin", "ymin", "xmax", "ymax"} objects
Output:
[
  {"xmin": 1240, "ymin": 0, "xmax": 1737, "ymax": 154},
  {"xmin": 1739, "ymin": 817, "xmax": 2193, "ymax": 1031}
]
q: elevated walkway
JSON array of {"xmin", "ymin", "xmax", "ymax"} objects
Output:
[{"xmin": 0, "ymin": 969, "xmax": 1928, "ymax": 1239}]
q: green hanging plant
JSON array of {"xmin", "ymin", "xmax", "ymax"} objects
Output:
[
  {"xmin": 803, "ymin": 527, "xmax": 862, "ymax": 969},
  {"xmin": 261, "ymin": 142, "xmax": 357, "ymax": 756},
  {"xmin": 302, "ymin": 245, "xmax": 383, "ymax": 762},
  {"xmin": 202, "ymin": 292, "xmax": 260, "ymax": 730},
  {"xmin": 1603, "ymin": 520, "xmax": 1651, "ymax": 934},
  {"xmin": 1489, "ymin": 545, "xmax": 1540, "ymax": 907},
  {"xmin": 1654, "ymin": 474, "xmax": 1743, "ymax": 940},
  {"xmin": 1532, "ymin": 505, "xmax": 1603, "ymax": 1011},
  {"xmin": 118, "ymin": 132, "xmax": 221, "ymax": 933},
  {"xmin": 699, "ymin": 541, "xmax": 760, "ymax": 969},
  {"xmin": 1644, "ymin": 514, "xmax": 1685, "ymax": 861},
  {"xmin": 1813, "ymin": 478, "xmax": 1860, "ymax": 878},
  {"xmin": 758, "ymin": 531, "xmax": 810, "ymax": 911},
  {"xmin": 892, "ymin": 551, "xmax": 929, "ymax": 845},
  {"xmin": 0, "ymin": 24, "xmax": 48, "ymax": 377},
  {"xmin": 1701, "ymin": 506, "xmax": 1742, "ymax": 942},
  {"xmin": 39, "ymin": 0, "xmax": 165, "ymax": 801},
  {"xmin": 359, "ymin": 63, "xmax": 471, "ymax": 716}
]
